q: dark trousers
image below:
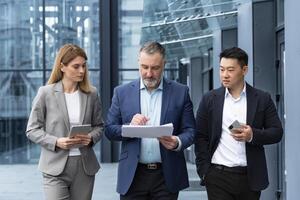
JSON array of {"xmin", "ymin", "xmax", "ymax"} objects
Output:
[
  {"xmin": 120, "ymin": 163, "xmax": 178, "ymax": 200},
  {"xmin": 205, "ymin": 166, "xmax": 261, "ymax": 200}
]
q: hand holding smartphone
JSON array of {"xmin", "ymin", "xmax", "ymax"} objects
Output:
[
  {"xmin": 229, "ymin": 120, "xmax": 253, "ymax": 142},
  {"xmin": 228, "ymin": 120, "xmax": 242, "ymax": 132}
]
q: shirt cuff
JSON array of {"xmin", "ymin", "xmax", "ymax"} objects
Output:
[
  {"xmin": 173, "ymin": 136, "xmax": 182, "ymax": 151},
  {"xmin": 247, "ymin": 133, "xmax": 253, "ymax": 142}
]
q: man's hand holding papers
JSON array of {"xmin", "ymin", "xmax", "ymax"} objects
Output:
[
  {"xmin": 123, "ymin": 113, "xmax": 178, "ymax": 150},
  {"xmin": 158, "ymin": 135, "xmax": 179, "ymax": 150},
  {"xmin": 121, "ymin": 123, "xmax": 174, "ymax": 138}
]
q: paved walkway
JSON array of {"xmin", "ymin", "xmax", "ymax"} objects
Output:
[{"xmin": 0, "ymin": 163, "xmax": 208, "ymax": 200}]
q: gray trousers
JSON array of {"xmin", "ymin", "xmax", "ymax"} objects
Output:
[{"xmin": 42, "ymin": 156, "xmax": 95, "ymax": 200}]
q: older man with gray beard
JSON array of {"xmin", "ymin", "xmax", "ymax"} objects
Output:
[{"xmin": 105, "ymin": 41, "xmax": 196, "ymax": 200}]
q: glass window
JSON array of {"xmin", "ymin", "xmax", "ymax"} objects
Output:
[
  {"xmin": 119, "ymin": 0, "xmax": 144, "ymax": 83},
  {"xmin": 118, "ymin": 0, "xmax": 238, "ymax": 84},
  {"xmin": 0, "ymin": 71, "xmax": 43, "ymax": 163},
  {"xmin": 0, "ymin": 0, "xmax": 100, "ymax": 164},
  {"xmin": 277, "ymin": 0, "xmax": 284, "ymax": 26},
  {"xmin": 44, "ymin": 0, "xmax": 100, "ymax": 70}
]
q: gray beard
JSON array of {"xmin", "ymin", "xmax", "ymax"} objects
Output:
[{"xmin": 143, "ymin": 78, "xmax": 158, "ymax": 88}]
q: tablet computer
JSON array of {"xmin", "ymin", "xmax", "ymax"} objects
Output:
[{"xmin": 69, "ymin": 124, "xmax": 92, "ymax": 138}]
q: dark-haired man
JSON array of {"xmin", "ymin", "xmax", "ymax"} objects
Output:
[{"xmin": 195, "ymin": 47, "xmax": 283, "ymax": 200}]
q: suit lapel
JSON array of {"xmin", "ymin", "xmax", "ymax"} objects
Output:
[
  {"xmin": 131, "ymin": 80, "xmax": 141, "ymax": 115},
  {"xmin": 213, "ymin": 87, "xmax": 225, "ymax": 140},
  {"xmin": 246, "ymin": 83, "xmax": 258, "ymax": 126},
  {"xmin": 131, "ymin": 80, "xmax": 141, "ymax": 150},
  {"xmin": 79, "ymin": 90, "xmax": 87, "ymax": 124},
  {"xmin": 160, "ymin": 78, "xmax": 171, "ymax": 125},
  {"xmin": 53, "ymin": 81, "xmax": 70, "ymax": 131}
]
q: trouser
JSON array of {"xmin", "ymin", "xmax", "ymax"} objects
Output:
[
  {"xmin": 205, "ymin": 165, "xmax": 261, "ymax": 200},
  {"xmin": 120, "ymin": 163, "xmax": 179, "ymax": 200},
  {"xmin": 42, "ymin": 156, "xmax": 95, "ymax": 200}
]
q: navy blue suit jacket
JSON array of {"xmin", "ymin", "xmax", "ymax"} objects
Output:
[
  {"xmin": 194, "ymin": 83, "xmax": 283, "ymax": 191},
  {"xmin": 105, "ymin": 78, "xmax": 196, "ymax": 195}
]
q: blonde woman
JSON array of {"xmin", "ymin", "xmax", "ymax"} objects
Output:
[{"xmin": 26, "ymin": 44, "xmax": 103, "ymax": 200}]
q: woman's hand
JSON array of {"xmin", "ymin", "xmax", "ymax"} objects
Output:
[
  {"xmin": 74, "ymin": 134, "xmax": 93, "ymax": 146},
  {"xmin": 56, "ymin": 137, "xmax": 82, "ymax": 149}
]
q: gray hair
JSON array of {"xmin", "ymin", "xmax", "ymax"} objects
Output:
[{"xmin": 139, "ymin": 41, "xmax": 166, "ymax": 59}]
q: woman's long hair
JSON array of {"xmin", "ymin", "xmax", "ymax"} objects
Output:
[{"xmin": 47, "ymin": 44, "xmax": 92, "ymax": 93}]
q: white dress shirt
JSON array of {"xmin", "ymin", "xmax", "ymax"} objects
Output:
[
  {"xmin": 139, "ymin": 79, "xmax": 163, "ymax": 163},
  {"xmin": 211, "ymin": 84, "xmax": 247, "ymax": 167},
  {"xmin": 65, "ymin": 90, "xmax": 81, "ymax": 156}
]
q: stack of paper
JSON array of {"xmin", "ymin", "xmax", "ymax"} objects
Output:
[{"xmin": 121, "ymin": 123, "xmax": 174, "ymax": 138}]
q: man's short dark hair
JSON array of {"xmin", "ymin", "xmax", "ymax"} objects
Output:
[
  {"xmin": 219, "ymin": 47, "xmax": 248, "ymax": 67},
  {"xmin": 139, "ymin": 41, "xmax": 165, "ymax": 59}
]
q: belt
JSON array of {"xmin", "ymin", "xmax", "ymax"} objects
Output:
[
  {"xmin": 138, "ymin": 163, "xmax": 162, "ymax": 170},
  {"xmin": 211, "ymin": 164, "xmax": 247, "ymax": 174}
]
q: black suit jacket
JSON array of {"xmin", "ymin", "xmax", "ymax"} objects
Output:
[{"xmin": 194, "ymin": 83, "xmax": 283, "ymax": 191}]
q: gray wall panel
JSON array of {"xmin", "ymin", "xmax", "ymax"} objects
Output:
[
  {"xmin": 238, "ymin": 1, "xmax": 253, "ymax": 85},
  {"xmin": 252, "ymin": 2, "xmax": 278, "ymax": 199},
  {"xmin": 213, "ymin": 30, "xmax": 222, "ymax": 88},
  {"xmin": 284, "ymin": 0, "xmax": 300, "ymax": 199},
  {"xmin": 222, "ymin": 28, "xmax": 238, "ymax": 50}
]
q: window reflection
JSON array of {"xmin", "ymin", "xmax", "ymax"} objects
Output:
[
  {"xmin": 118, "ymin": 0, "xmax": 238, "ymax": 84},
  {"xmin": 0, "ymin": 0, "xmax": 100, "ymax": 164}
]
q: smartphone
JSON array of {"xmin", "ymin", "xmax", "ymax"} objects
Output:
[{"xmin": 228, "ymin": 120, "xmax": 241, "ymax": 131}]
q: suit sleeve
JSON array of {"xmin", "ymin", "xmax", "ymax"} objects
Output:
[
  {"xmin": 105, "ymin": 87, "xmax": 130, "ymax": 141},
  {"xmin": 176, "ymin": 87, "xmax": 196, "ymax": 150},
  {"xmin": 26, "ymin": 87, "xmax": 57, "ymax": 152},
  {"xmin": 194, "ymin": 93, "xmax": 211, "ymax": 181},
  {"xmin": 250, "ymin": 93, "xmax": 283, "ymax": 146},
  {"xmin": 89, "ymin": 91, "xmax": 104, "ymax": 146}
]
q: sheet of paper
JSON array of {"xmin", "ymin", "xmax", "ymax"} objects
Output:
[{"xmin": 121, "ymin": 123, "xmax": 174, "ymax": 138}]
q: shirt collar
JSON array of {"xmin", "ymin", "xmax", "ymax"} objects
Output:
[
  {"xmin": 140, "ymin": 78, "xmax": 163, "ymax": 91},
  {"xmin": 225, "ymin": 82, "xmax": 246, "ymax": 98}
]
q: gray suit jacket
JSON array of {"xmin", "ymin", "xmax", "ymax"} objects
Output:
[{"xmin": 26, "ymin": 81, "xmax": 103, "ymax": 176}]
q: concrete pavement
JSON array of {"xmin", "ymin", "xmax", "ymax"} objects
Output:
[{"xmin": 0, "ymin": 163, "xmax": 207, "ymax": 200}]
